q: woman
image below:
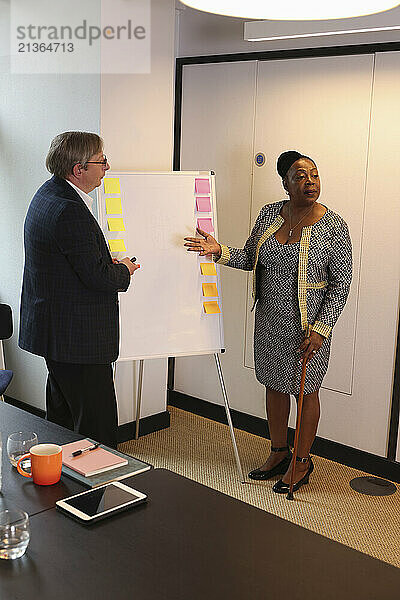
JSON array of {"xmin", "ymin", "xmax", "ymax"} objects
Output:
[{"xmin": 184, "ymin": 151, "xmax": 352, "ymax": 493}]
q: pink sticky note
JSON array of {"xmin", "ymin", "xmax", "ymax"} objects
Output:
[
  {"xmin": 197, "ymin": 218, "xmax": 214, "ymax": 234},
  {"xmin": 196, "ymin": 196, "xmax": 212, "ymax": 212},
  {"xmin": 195, "ymin": 179, "xmax": 211, "ymax": 194}
]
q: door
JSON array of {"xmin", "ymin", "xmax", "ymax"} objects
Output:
[{"xmin": 246, "ymin": 55, "xmax": 374, "ymax": 399}]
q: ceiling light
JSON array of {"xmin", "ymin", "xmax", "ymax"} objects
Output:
[{"xmin": 179, "ymin": 1, "xmax": 399, "ymax": 20}]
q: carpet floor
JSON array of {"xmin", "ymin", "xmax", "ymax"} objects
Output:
[{"xmin": 119, "ymin": 405, "xmax": 400, "ymax": 568}]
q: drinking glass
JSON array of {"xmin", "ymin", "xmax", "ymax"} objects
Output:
[
  {"xmin": 0, "ymin": 509, "xmax": 30, "ymax": 559},
  {"xmin": 7, "ymin": 432, "xmax": 38, "ymax": 467}
]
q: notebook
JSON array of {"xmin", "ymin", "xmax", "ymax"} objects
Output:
[
  {"xmin": 62, "ymin": 440, "xmax": 128, "ymax": 477},
  {"xmin": 62, "ymin": 449, "xmax": 151, "ymax": 488}
]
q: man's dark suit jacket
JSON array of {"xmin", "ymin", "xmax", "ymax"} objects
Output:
[{"xmin": 19, "ymin": 176, "xmax": 130, "ymax": 364}]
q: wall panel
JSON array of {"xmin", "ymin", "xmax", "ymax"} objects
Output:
[{"xmin": 175, "ymin": 61, "xmax": 265, "ymax": 415}]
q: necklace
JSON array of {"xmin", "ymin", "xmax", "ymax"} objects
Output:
[{"xmin": 287, "ymin": 204, "xmax": 314, "ymax": 238}]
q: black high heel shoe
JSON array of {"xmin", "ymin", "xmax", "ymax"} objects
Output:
[
  {"xmin": 272, "ymin": 456, "xmax": 314, "ymax": 493},
  {"xmin": 248, "ymin": 446, "xmax": 292, "ymax": 481}
]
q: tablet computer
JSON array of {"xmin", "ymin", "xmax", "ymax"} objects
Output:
[{"xmin": 56, "ymin": 481, "xmax": 147, "ymax": 523}]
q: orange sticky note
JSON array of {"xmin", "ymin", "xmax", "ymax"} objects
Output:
[
  {"xmin": 108, "ymin": 239, "xmax": 126, "ymax": 252},
  {"xmin": 107, "ymin": 218, "xmax": 125, "ymax": 232},
  {"xmin": 203, "ymin": 301, "xmax": 221, "ymax": 314},
  {"xmin": 202, "ymin": 283, "xmax": 218, "ymax": 297},
  {"xmin": 104, "ymin": 178, "xmax": 121, "ymax": 194},
  {"xmin": 200, "ymin": 263, "xmax": 217, "ymax": 276}
]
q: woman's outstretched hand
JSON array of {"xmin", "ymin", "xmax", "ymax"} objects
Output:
[{"xmin": 184, "ymin": 227, "xmax": 221, "ymax": 257}]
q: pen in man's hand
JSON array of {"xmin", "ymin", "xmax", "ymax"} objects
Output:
[
  {"xmin": 130, "ymin": 257, "xmax": 141, "ymax": 268},
  {"xmin": 71, "ymin": 442, "xmax": 100, "ymax": 457}
]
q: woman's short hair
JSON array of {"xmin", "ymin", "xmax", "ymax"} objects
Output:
[{"xmin": 46, "ymin": 131, "xmax": 103, "ymax": 179}]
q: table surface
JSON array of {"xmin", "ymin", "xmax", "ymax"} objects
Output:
[
  {"xmin": 0, "ymin": 468, "xmax": 399, "ymax": 600},
  {"xmin": 0, "ymin": 402, "xmax": 87, "ymax": 515},
  {"xmin": 1, "ymin": 403, "xmax": 400, "ymax": 600}
]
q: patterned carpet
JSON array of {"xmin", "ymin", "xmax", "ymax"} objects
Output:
[{"xmin": 119, "ymin": 406, "xmax": 400, "ymax": 568}]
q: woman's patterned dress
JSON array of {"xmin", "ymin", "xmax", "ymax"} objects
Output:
[{"xmin": 216, "ymin": 200, "xmax": 352, "ymax": 394}]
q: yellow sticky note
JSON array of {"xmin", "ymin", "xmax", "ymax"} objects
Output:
[
  {"xmin": 203, "ymin": 301, "xmax": 221, "ymax": 314},
  {"xmin": 200, "ymin": 263, "xmax": 217, "ymax": 276},
  {"xmin": 108, "ymin": 239, "xmax": 126, "ymax": 252},
  {"xmin": 107, "ymin": 218, "xmax": 125, "ymax": 232},
  {"xmin": 106, "ymin": 197, "xmax": 122, "ymax": 214},
  {"xmin": 104, "ymin": 178, "xmax": 121, "ymax": 194},
  {"xmin": 202, "ymin": 283, "xmax": 218, "ymax": 297}
]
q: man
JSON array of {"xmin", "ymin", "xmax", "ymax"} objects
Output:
[{"xmin": 19, "ymin": 131, "xmax": 139, "ymax": 448}]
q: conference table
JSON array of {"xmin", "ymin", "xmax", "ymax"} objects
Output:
[{"xmin": 1, "ymin": 402, "xmax": 400, "ymax": 599}]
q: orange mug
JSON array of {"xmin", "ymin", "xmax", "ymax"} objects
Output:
[{"xmin": 17, "ymin": 443, "xmax": 62, "ymax": 485}]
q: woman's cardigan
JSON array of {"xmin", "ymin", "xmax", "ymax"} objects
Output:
[{"xmin": 215, "ymin": 200, "xmax": 352, "ymax": 338}]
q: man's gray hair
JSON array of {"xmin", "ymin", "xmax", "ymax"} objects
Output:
[{"xmin": 46, "ymin": 131, "xmax": 103, "ymax": 179}]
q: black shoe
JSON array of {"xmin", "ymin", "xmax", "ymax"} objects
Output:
[
  {"xmin": 272, "ymin": 457, "xmax": 314, "ymax": 493},
  {"xmin": 248, "ymin": 446, "xmax": 292, "ymax": 481}
]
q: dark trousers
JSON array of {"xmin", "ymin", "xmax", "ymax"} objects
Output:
[{"xmin": 45, "ymin": 359, "xmax": 118, "ymax": 448}]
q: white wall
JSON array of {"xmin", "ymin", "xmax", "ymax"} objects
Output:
[
  {"xmin": 0, "ymin": 0, "xmax": 101, "ymax": 411},
  {"xmin": 101, "ymin": 0, "xmax": 176, "ymax": 423},
  {"xmin": 176, "ymin": 3, "xmax": 400, "ymax": 56},
  {"xmin": 0, "ymin": 0, "xmax": 176, "ymax": 425},
  {"xmin": 101, "ymin": 0, "xmax": 175, "ymax": 172}
]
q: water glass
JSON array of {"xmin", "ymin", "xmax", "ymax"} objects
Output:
[
  {"xmin": 7, "ymin": 432, "xmax": 38, "ymax": 467},
  {"xmin": 0, "ymin": 509, "xmax": 30, "ymax": 559}
]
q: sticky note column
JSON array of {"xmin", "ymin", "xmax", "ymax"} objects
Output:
[
  {"xmin": 103, "ymin": 177, "xmax": 126, "ymax": 253},
  {"xmin": 194, "ymin": 177, "xmax": 221, "ymax": 315},
  {"xmin": 195, "ymin": 178, "xmax": 214, "ymax": 235}
]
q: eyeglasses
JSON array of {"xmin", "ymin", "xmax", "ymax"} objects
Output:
[{"xmin": 85, "ymin": 155, "xmax": 108, "ymax": 166}]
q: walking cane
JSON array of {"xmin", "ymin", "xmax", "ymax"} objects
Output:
[{"xmin": 287, "ymin": 326, "xmax": 311, "ymax": 501}]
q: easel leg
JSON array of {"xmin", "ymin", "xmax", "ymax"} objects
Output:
[
  {"xmin": 135, "ymin": 360, "xmax": 144, "ymax": 440},
  {"xmin": 214, "ymin": 353, "xmax": 244, "ymax": 482}
]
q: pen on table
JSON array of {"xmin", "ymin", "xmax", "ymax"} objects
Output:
[{"xmin": 71, "ymin": 442, "xmax": 100, "ymax": 457}]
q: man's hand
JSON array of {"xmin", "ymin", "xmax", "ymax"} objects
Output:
[{"xmin": 118, "ymin": 257, "xmax": 141, "ymax": 276}]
